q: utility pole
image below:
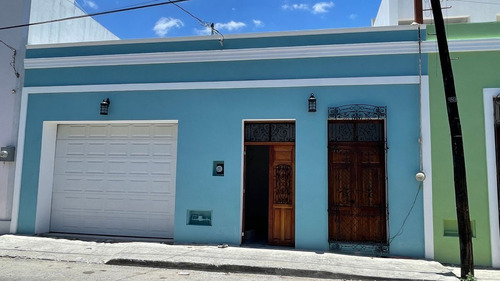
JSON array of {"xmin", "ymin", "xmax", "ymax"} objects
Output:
[{"xmin": 429, "ymin": 0, "xmax": 474, "ymax": 278}]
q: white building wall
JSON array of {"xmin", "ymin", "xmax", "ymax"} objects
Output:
[
  {"xmin": 0, "ymin": 0, "xmax": 118, "ymax": 234},
  {"xmin": 374, "ymin": 0, "xmax": 500, "ymax": 26},
  {"xmin": 29, "ymin": 0, "xmax": 118, "ymax": 44},
  {"xmin": 0, "ymin": 0, "xmax": 31, "ymax": 233},
  {"xmin": 373, "ymin": 0, "xmax": 399, "ymax": 27}
]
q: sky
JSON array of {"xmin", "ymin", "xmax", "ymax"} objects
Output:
[{"xmin": 74, "ymin": 0, "xmax": 383, "ymax": 40}]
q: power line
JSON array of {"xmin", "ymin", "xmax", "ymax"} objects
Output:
[
  {"xmin": 169, "ymin": 1, "xmax": 224, "ymax": 45},
  {"xmin": 388, "ymin": 185, "xmax": 421, "ymax": 244},
  {"xmin": 0, "ymin": 0, "xmax": 189, "ymax": 31}
]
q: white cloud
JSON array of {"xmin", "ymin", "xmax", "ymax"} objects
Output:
[
  {"xmin": 215, "ymin": 21, "xmax": 246, "ymax": 31},
  {"xmin": 312, "ymin": 1, "xmax": 334, "ymax": 14},
  {"xmin": 153, "ymin": 17, "xmax": 184, "ymax": 37},
  {"xmin": 253, "ymin": 19, "xmax": 264, "ymax": 28},
  {"xmin": 349, "ymin": 13, "xmax": 358, "ymax": 20},
  {"xmin": 194, "ymin": 21, "xmax": 246, "ymax": 36},
  {"xmin": 282, "ymin": 3, "xmax": 309, "ymax": 11},
  {"xmin": 195, "ymin": 26, "xmax": 212, "ymax": 36},
  {"xmin": 83, "ymin": 0, "xmax": 98, "ymax": 9},
  {"xmin": 282, "ymin": 2, "xmax": 334, "ymax": 14}
]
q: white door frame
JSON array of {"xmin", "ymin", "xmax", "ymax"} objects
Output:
[
  {"xmin": 34, "ymin": 120, "xmax": 178, "ymax": 234},
  {"xmin": 484, "ymin": 88, "xmax": 500, "ymax": 268}
]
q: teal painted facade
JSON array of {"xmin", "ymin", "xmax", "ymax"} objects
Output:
[{"xmin": 17, "ymin": 27, "xmax": 427, "ymax": 257}]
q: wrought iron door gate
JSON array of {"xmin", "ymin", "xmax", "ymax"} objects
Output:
[{"xmin": 327, "ymin": 105, "xmax": 387, "ymax": 246}]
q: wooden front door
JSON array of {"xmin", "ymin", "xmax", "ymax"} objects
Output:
[
  {"xmin": 268, "ymin": 145, "xmax": 295, "ymax": 246},
  {"xmin": 328, "ymin": 120, "xmax": 387, "ymax": 244},
  {"xmin": 243, "ymin": 122, "xmax": 295, "ymax": 246}
]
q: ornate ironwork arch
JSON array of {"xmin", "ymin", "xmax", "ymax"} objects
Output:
[{"xmin": 328, "ymin": 104, "xmax": 387, "ymax": 120}]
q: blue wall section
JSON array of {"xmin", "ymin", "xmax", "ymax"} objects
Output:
[
  {"xmin": 24, "ymin": 54, "xmax": 424, "ymax": 87},
  {"xmin": 19, "ymin": 84, "xmax": 423, "ymax": 256},
  {"xmin": 18, "ymin": 27, "xmax": 426, "ymax": 258}
]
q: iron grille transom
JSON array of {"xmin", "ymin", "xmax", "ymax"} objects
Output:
[
  {"xmin": 327, "ymin": 104, "xmax": 386, "ymax": 143},
  {"xmin": 328, "ymin": 121, "xmax": 384, "ymax": 142},
  {"xmin": 244, "ymin": 123, "xmax": 295, "ymax": 142}
]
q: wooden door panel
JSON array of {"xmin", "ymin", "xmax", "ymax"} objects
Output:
[
  {"xmin": 330, "ymin": 209, "xmax": 357, "ymax": 241},
  {"xmin": 328, "ymin": 132, "xmax": 386, "ymax": 244},
  {"xmin": 269, "ymin": 145, "xmax": 295, "ymax": 246},
  {"xmin": 269, "ymin": 207, "xmax": 294, "ymax": 244},
  {"xmin": 358, "ymin": 167, "xmax": 385, "ymax": 207}
]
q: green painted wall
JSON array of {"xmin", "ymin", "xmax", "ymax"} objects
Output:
[{"xmin": 427, "ymin": 22, "xmax": 500, "ymax": 266}]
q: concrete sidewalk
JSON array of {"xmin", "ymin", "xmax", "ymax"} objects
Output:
[{"xmin": 0, "ymin": 235, "xmax": 497, "ymax": 280}]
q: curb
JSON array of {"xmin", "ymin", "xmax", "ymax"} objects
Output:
[{"xmin": 106, "ymin": 258, "xmax": 426, "ymax": 281}]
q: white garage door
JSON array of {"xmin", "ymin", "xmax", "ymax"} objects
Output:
[{"xmin": 50, "ymin": 123, "xmax": 177, "ymax": 238}]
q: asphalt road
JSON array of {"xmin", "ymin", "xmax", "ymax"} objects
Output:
[{"xmin": 0, "ymin": 257, "xmax": 358, "ymax": 281}]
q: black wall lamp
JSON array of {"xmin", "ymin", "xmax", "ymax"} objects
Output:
[
  {"xmin": 100, "ymin": 98, "xmax": 110, "ymax": 115},
  {"xmin": 308, "ymin": 93, "xmax": 317, "ymax": 112}
]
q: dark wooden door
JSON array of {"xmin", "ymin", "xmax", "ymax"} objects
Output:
[
  {"xmin": 494, "ymin": 97, "xmax": 500, "ymax": 230},
  {"xmin": 328, "ymin": 121, "xmax": 386, "ymax": 244},
  {"xmin": 268, "ymin": 145, "xmax": 295, "ymax": 246}
]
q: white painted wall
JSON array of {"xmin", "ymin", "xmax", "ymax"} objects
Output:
[
  {"xmin": 29, "ymin": 0, "xmax": 118, "ymax": 44},
  {"xmin": 373, "ymin": 0, "xmax": 399, "ymax": 27},
  {"xmin": 374, "ymin": 0, "xmax": 500, "ymax": 26},
  {"xmin": 0, "ymin": 0, "xmax": 31, "ymax": 233}
]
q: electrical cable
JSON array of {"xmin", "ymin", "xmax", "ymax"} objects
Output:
[
  {"xmin": 388, "ymin": 184, "xmax": 422, "ymax": 244},
  {"xmin": 0, "ymin": 0, "xmax": 189, "ymax": 31},
  {"xmin": 169, "ymin": 1, "xmax": 224, "ymax": 45},
  {"xmin": 0, "ymin": 39, "xmax": 20, "ymax": 78}
]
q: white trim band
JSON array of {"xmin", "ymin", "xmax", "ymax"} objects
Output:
[
  {"xmin": 25, "ymin": 38, "xmax": 500, "ymax": 70},
  {"xmin": 484, "ymin": 88, "xmax": 500, "ymax": 268},
  {"xmin": 24, "ymin": 41, "xmax": 422, "ymax": 69},
  {"xmin": 23, "ymin": 76, "xmax": 420, "ymax": 94}
]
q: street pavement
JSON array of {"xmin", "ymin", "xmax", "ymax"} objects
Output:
[
  {"xmin": 0, "ymin": 257, "xmax": 333, "ymax": 281},
  {"xmin": 0, "ymin": 234, "xmax": 498, "ymax": 280}
]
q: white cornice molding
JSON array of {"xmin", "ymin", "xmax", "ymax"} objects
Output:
[
  {"xmin": 22, "ymin": 76, "xmax": 420, "ymax": 94},
  {"xmin": 25, "ymin": 38, "xmax": 500, "ymax": 70},
  {"xmin": 24, "ymin": 41, "xmax": 421, "ymax": 69},
  {"xmin": 422, "ymin": 38, "xmax": 500, "ymax": 53}
]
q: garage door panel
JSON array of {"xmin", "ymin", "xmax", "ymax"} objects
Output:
[
  {"xmin": 152, "ymin": 143, "xmax": 174, "ymax": 157},
  {"xmin": 109, "ymin": 125, "xmax": 129, "ymax": 138},
  {"xmin": 130, "ymin": 142, "xmax": 150, "ymax": 155},
  {"xmin": 55, "ymin": 141, "xmax": 86, "ymax": 157},
  {"xmin": 88, "ymin": 125, "xmax": 108, "ymax": 138},
  {"xmin": 130, "ymin": 124, "xmax": 152, "ymax": 137},
  {"xmin": 58, "ymin": 125, "xmax": 87, "ymax": 139},
  {"xmin": 51, "ymin": 123, "xmax": 177, "ymax": 238},
  {"xmin": 87, "ymin": 142, "xmax": 107, "ymax": 156},
  {"xmin": 153, "ymin": 125, "xmax": 177, "ymax": 138}
]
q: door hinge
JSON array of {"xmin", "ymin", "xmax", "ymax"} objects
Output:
[{"xmin": 241, "ymin": 232, "xmax": 245, "ymax": 237}]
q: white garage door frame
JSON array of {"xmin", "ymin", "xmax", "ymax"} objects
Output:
[{"xmin": 35, "ymin": 120, "xmax": 178, "ymax": 235}]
